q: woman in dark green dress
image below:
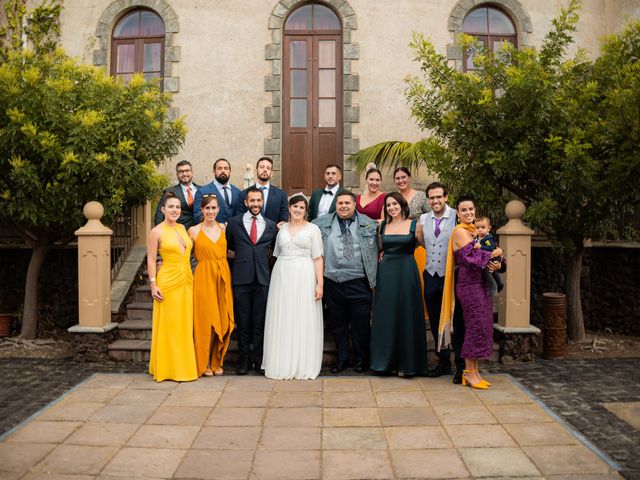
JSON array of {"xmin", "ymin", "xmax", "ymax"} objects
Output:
[{"xmin": 370, "ymin": 192, "xmax": 428, "ymax": 377}]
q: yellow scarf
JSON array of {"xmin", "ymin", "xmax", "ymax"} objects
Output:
[{"xmin": 437, "ymin": 222, "xmax": 477, "ymax": 351}]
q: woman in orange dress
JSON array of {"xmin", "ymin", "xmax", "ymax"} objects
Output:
[{"xmin": 188, "ymin": 194, "xmax": 234, "ymax": 377}]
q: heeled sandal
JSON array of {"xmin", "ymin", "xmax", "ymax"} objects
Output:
[
  {"xmin": 462, "ymin": 370, "xmax": 489, "ymax": 389},
  {"xmin": 203, "ymin": 368, "xmax": 214, "ymax": 377},
  {"xmin": 213, "ymin": 367, "xmax": 224, "ymax": 376},
  {"xmin": 465, "ymin": 369, "xmax": 492, "ymax": 386}
]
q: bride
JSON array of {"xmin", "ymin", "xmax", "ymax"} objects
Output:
[{"xmin": 262, "ymin": 193, "xmax": 324, "ymax": 380}]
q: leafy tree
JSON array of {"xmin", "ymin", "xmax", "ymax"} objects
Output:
[
  {"xmin": 0, "ymin": 0, "xmax": 185, "ymax": 338},
  {"xmin": 350, "ymin": 0, "xmax": 640, "ymax": 341}
]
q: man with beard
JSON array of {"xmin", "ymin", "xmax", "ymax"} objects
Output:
[
  {"xmin": 226, "ymin": 187, "xmax": 277, "ymax": 375},
  {"xmin": 308, "ymin": 164, "xmax": 347, "ymax": 221},
  {"xmin": 236, "ymin": 157, "xmax": 288, "ymax": 223},
  {"xmin": 194, "ymin": 158, "xmax": 242, "ymax": 224},
  {"xmin": 154, "ymin": 160, "xmax": 200, "ymax": 229}
]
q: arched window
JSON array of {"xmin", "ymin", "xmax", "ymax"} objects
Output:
[
  {"xmin": 462, "ymin": 5, "xmax": 516, "ymax": 71},
  {"xmin": 111, "ymin": 9, "xmax": 165, "ymax": 83}
]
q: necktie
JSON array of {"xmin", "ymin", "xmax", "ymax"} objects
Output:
[
  {"xmin": 186, "ymin": 187, "xmax": 193, "ymax": 208},
  {"xmin": 434, "ymin": 217, "xmax": 443, "ymax": 238},
  {"xmin": 250, "ymin": 216, "xmax": 258, "ymax": 244},
  {"xmin": 223, "ymin": 186, "xmax": 231, "ymax": 207},
  {"xmin": 323, "ymin": 189, "xmax": 333, "ymax": 195},
  {"xmin": 339, "ymin": 219, "xmax": 354, "ymax": 260}
]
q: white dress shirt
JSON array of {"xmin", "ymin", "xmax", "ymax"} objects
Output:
[
  {"xmin": 318, "ymin": 184, "xmax": 340, "ymax": 217},
  {"xmin": 242, "ymin": 211, "xmax": 266, "ymax": 241},
  {"xmin": 181, "ymin": 183, "xmax": 197, "ymax": 204},
  {"xmin": 256, "ymin": 182, "xmax": 270, "ymax": 210},
  {"xmin": 214, "ymin": 179, "xmax": 232, "ymax": 205}
]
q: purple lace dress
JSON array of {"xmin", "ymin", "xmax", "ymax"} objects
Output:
[{"xmin": 455, "ymin": 242, "xmax": 493, "ymax": 359}]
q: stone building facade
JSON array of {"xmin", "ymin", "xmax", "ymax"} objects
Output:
[{"xmin": 52, "ymin": 0, "xmax": 639, "ymax": 192}]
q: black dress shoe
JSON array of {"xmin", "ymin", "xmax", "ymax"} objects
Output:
[
  {"xmin": 330, "ymin": 361, "xmax": 347, "ymax": 374},
  {"xmin": 254, "ymin": 365, "xmax": 265, "ymax": 376},
  {"xmin": 236, "ymin": 357, "xmax": 250, "ymax": 375},
  {"xmin": 427, "ymin": 362, "xmax": 452, "ymax": 378},
  {"xmin": 452, "ymin": 370, "xmax": 463, "ymax": 384},
  {"xmin": 353, "ymin": 363, "xmax": 368, "ymax": 373}
]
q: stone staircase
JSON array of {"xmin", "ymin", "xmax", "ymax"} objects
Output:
[{"xmin": 108, "ymin": 275, "xmax": 336, "ymax": 365}]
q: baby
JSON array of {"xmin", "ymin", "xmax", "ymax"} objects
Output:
[{"xmin": 474, "ymin": 216, "xmax": 504, "ymax": 296}]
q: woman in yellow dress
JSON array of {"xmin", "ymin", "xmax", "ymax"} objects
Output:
[
  {"xmin": 147, "ymin": 192, "xmax": 198, "ymax": 382},
  {"xmin": 188, "ymin": 194, "xmax": 234, "ymax": 377}
]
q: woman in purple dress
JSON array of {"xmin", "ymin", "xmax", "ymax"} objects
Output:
[
  {"xmin": 448, "ymin": 195, "xmax": 502, "ymax": 389},
  {"xmin": 356, "ymin": 167, "xmax": 386, "ymax": 222}
]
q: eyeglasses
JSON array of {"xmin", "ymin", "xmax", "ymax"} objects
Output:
[
  {"xmin": 177, "ymin": 169, "xmax": 192, "ymax": 174},
  {"xmin": 428, "ymin": 195, "xmax": 444, "ymax": 201}
]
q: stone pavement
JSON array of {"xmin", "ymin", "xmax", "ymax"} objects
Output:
[
  {"xmin": 0, "ymin": 372, "xmax": 623, "ymax": 479},
  {"xmin": 498, "ymin": 358, "xmax": 640, "ymax": 477}
]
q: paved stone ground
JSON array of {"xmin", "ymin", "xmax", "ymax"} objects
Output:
[
  {"xmin": 0, "ymin": 358, "xmax": 636, "ymax": 479},
  {"xmin": 497, "ymin": 358, "xmax": 640, "ymax": 478},
  {"xmin": 0, "ymin": 364, "xmax": 626, "ymax": 480}
]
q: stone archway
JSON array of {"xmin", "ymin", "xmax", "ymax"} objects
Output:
[
  {"xmin": 92, "ymin": 0, "xmax": 180, "ymax": 94},
  {"xmin": 446, "ymin": 0, "xmax": 532, "ymax": 71},
  {"xmin": 264, "ymin": 0, "xmax": 360, "ymax": 189}
]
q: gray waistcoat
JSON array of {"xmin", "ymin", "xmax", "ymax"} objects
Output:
[{"xmin": 422, "ymin": 205, "xmax": 457, "ymax": 277}]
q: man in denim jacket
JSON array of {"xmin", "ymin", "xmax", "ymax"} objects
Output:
[{"xmin": 313, "ymin": 191, "xmax": 378, "ymax": 374}]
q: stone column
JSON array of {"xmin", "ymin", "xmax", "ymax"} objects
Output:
[
  {"xmin": 494, "ymin": 200, "xmax": 540, "ymax": 362},
  {"xmin": 133, "ymin": 202, "xmax": 152, "ymax": 246},
  {"xmin": 68, "ymin": 201, "xmax": 117, "ymax": 333}
]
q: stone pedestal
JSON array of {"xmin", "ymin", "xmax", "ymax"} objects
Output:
[
  {"xmin": 494, "ymin": 200, "xmax": 540, "ymax": 362},
  {"xmin": 68, "ymin": 201, "xmax": 117, "ymax": 334}
]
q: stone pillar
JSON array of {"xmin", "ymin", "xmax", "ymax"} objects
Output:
[
  {"xmin": 133, "ymin": 202, "xmax": 152, "ymax": 246},
  {"xmin": 494, "ymin": 200, "xmax": 540, "ymax": 362},
  {"xmin": 68, "ymin": 201, "xmax": 117, "ymax": 334}
]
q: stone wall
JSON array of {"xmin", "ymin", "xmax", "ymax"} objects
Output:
[{"xmin": 531, "ymin": 247, "xmax": 640, "ymax": 335}]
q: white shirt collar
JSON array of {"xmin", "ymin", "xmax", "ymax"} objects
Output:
[
  {"xmin": 256, "ymin": 182, "xmax": 270, "ymax": 190},
  {"xmin": 214, "ymin": 179, "xmax": 229, "ymax": 191},
  {"xmin": 324, "ymin": 184, "xmax": 340, "ymax": 194}
]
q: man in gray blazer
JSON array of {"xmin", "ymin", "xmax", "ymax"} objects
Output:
[
  {"xmin": 154, "ymin": 160, "xmax": 200, "ymax": 229},
  {"xmin": 420, "ymin": 182, "xmax": 465, "ymax": 383}
]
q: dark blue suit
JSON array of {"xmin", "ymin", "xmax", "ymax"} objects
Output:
[
  {"xmin": 193, "ymin": 182, "xmax": 242, "ymax": 224},
  {"xmin": 226, "ymin": 213, "xmax": 277, "ymax": 367},
  {"xmin": 154, "ymin": 183, "xmax": 200, "ymax": 229},
  {"xmin": 236, "ymin": 184, "xmax": 289, "ymax": 223}
]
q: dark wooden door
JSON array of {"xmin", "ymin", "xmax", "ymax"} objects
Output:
[{"xmin": 282, "ymin": 34, "xmax": 342, "ymax": 195}]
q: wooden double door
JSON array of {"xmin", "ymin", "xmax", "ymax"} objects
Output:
[{"xmin": 282, "ymin": 34, "xmax": 342, "ymax": 195}]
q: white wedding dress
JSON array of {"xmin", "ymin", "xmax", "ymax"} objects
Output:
[{"xmin": 262, "ymin": 222, "xmax": 324, "ymax": 380}]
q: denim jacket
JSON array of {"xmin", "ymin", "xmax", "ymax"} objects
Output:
[{"xmin": 312, "ymin": 212, "xmax": 379, "ymax": 288}]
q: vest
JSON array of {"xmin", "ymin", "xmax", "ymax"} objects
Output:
[{"xmin": 422, "ymin": 204, "xmax": 457, "ymax": 277}]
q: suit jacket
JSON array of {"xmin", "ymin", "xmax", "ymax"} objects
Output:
[
  {"xmin": 236, "ymin": 184, "xmax": 289, "ymax": 223},
  {"xmin": 153, "ymin": 183, "xmax": 200, "ymax": 229},
  {"xmin": 308, "ymin": 186, "xmax": 348, "ymax": 221},
  {"xmin": 193, "ymin": 181, "xmax": 242, "ymax": 224},
  {"xmin": 226, "ymin": 214, "xmax": 277, "ymax": 287}
]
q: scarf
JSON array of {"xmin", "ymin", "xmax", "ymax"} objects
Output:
[{"xmin": 437, "ymin": 222, "xmax": 477, "ymax": 351}]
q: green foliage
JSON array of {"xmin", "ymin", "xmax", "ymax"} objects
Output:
[
  {"xmin": 351, "ymin": 0, "xmax": 640, "ymax": 252},
  {"xmin": 0, "ymin": 3, "xmax": 184, "ymax": 243}
]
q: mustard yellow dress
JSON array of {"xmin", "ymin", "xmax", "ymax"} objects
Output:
[
  {"xmin": 193, "ymin": 227, "xmax": 234, "ymax": 376},
  {"xmin": 149, "ymin": 223, "xmax": 198, "ymax": 382}
]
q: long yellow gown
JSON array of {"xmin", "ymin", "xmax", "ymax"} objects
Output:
[
  {"xmin": 149, "ymin": 223, "xmax": 198, "ymax": 382},
  {"xmin": 193, "ymin": 227, "xmax": 234, "ymax": 376}
]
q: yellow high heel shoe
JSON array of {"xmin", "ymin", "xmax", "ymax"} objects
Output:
[{"xmin": 462, "ymin": 370, "xmax": 489, "ymax": 389}]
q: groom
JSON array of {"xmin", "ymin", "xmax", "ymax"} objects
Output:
[{"xmin": 226, "ymin": 187, "xmax": 277, "ymax": 375}]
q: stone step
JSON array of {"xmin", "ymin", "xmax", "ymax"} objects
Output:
[
  {"xmin": 108, "ymin": 339, "xmax": 150, "ymax": 362},
  {"xmin": 126, "ymin": 302, "xmax": 152, "ymax": 321},
  {"xmin": 134, "ymin": 285, "xmax": 152, "ymax": 303},
  {"xmin": 117, "ymin": 319, "xmax": 152, "ymax": 340}
]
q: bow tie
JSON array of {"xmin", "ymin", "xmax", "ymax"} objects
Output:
[{"xmin": 323, "ymin": 190, "xmax": 333, "ymax": 195}]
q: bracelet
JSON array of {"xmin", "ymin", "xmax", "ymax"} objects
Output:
[{"xmin": 150, "ymin": 277, "xmax": 156, "ymax": 283}]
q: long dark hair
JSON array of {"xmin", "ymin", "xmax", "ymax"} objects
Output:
[{"xmin": 384, "ymin": 191, "xmax": 410, "ymax": 224}]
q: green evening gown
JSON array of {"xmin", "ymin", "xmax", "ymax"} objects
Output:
[{"xmin": 370, "ymin": 219, "xmax": 429, "ymax": 376}]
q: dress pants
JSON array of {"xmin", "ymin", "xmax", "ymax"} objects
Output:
[
  {"xmin": 424, "ymin": 271, "xmax": 465, "ymax": 371},
  {"xmin": 324, "ymin": 276, "xmax": 372, "ymax": 366},
  {"xmin": 233, "ymin": 281, "xmax": 269, "ymax": 366}
]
